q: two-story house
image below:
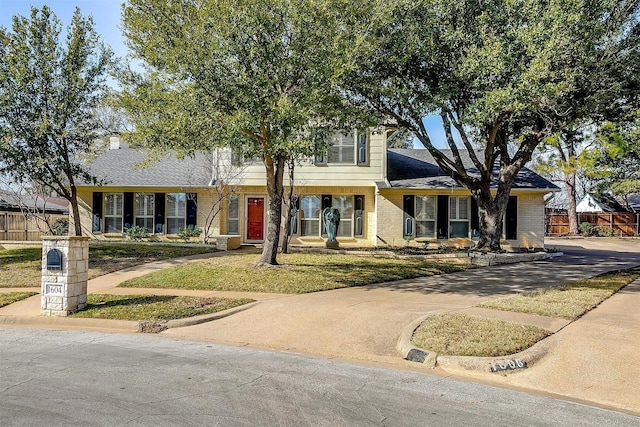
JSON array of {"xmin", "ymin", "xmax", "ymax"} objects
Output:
[{"xmin": 75, "ymin": 130, "xmax": 558, "ymax": 249}]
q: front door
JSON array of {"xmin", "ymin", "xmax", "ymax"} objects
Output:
[{"xmin": 247, "ymin": 197, "xmax": 265, "ymax": 241}]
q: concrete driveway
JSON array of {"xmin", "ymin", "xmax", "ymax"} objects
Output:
[{"xmin": 164, "ymin": 237, "xmax": 640, "ymax": 362}]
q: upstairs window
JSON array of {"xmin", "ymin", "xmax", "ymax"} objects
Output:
[{"xmin": 328, "ymin": 131, "xmax": 355, "ymax": 164}]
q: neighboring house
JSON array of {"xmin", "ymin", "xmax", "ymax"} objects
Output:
[
  {"xmin": 625, "ymin": 194, "xmax": 640, "ymax": 212},
  {"xmin": 576, "ymin": 193, "xmax": 631, "ymax": 213},
  {"xmin": 75, "ymin": 132, "xmax": 559, "ymax": 250},
  {"xmin": 0, "ymin": 190, "xmax": 69, "ymax": 241}
]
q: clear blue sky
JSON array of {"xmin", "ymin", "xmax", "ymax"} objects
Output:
[
  {"xmin": 0, "ymin": 0, "xmax": 448, "ymax": 148},
  {"xmin": 0, "ymin": 1, "xmax": 127, "ymax": 57}
]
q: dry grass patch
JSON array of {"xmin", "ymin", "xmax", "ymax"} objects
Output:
[
  {"xmin": 118, "ymin": 252, "xmax": 466, "ymax": 294},
  {"xmin": 412, "ymin": 313, "xmax": 551, "ymax": 357},
  {"xmin": 0, "ymin": 291, "xmax": 38, "ymax": 308},
  {"xmin": 0, "ymin": 244, "xmax": 214, "ymax": 288},
  {"xmin": 70, "ymin": 294, "xmax": 253, "ymax": 321},
  {"xmin": 479, "ymin": 269, "xmax": 639, "ymax": 320}
]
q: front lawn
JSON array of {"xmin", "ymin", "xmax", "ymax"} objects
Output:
[
  {"xmin": 70, "ymin": 294, "xmax": 254, "ymax": 322},
  {"xmin": 0, "ymin": 244, "xmax": 215, "ymax": 288},
  {"xmin": 478, "ymin": 268, "xmax": 639, "ymax": 319},
  {"xmin": 119, "ymin": 252, "xmax": 467, "ymax": 293},
  {"xmin": 412, "ymin": 313, "xmax": 551, "ymax": 357},
  {"xmin": 0, "ymin": 291, "xmax": 38, "ymax": 308}
]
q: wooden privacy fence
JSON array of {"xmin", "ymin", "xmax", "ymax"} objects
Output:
[
  {"xmin": 546, "ymin": 212, "xmax": 640, "ymax": 237},
  {"xmin": 0, "ymin": 211, "xmax": 68, "ymax": 241}
]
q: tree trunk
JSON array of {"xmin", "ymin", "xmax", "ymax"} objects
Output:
[
  {"xmin": 472, "ymin": 186, "xmax": 510, "ymax": 252},
  {"xmin": 280, "ymin": 163, "xmax": 295, "ymax": 254},
  {"xmin": 565, "ymin": 169, "xmax": 579, "ymax": 235},
  {"xmin": 70, "ymin": 186, "xmax": 82, "ymax": 236},
  {"xmin": 257, "ymin": 153, "xmax": 286, "ymax": 266}
]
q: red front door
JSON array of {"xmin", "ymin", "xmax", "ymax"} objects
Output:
[{"xmin": 247, "ymin": 197, "xmax": 264, "ymax": 241}]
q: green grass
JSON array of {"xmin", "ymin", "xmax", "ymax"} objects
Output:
[
  {"xmin": 478, "ymin": 269, "xmax": 639, "ymax": 320},
  {"xmin": 70, "ymin": 294, "xmax": 254, "ymax": 321},
  {"xmin": 0, "ymin": 244, "xmax": 215, "ymax": 288},
  {"xmin": 118, "ymin": 252, "xmax": 467, "ymax": 293},
  {"xmin": 412, "ymin": 313, "xmax": 551, "ymax": 357},
  {"xmin": 0, "ymin": 291, "xmax": 38, "ymax": 308}
]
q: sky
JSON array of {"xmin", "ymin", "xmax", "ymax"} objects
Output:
[{"xmin": 0, "ymin": 0, "xmax": 446, "ymax": 148}]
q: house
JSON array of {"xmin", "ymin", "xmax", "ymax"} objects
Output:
[
  {"xmin": 0, "ymin": 190, "xmax": 69, "ymax": 241},
  {"xmin": 576, "ymin": 193, "xmax": 631, "ymax": 213},
  {"xmin": 75, "ymin": 132, "xmax": 559, "ymax": 250}
]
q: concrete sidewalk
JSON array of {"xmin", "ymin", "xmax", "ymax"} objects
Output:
[{"xmin": 1, "ymin": 239, "xmax": 640, "ymax": 415}]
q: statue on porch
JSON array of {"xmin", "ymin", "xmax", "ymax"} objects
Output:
[{"xmin": 323, "ymin": 207, "xmax": 340, "ymax": 248}]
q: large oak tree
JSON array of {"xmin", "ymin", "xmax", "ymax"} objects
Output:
[
  {"xmin": 345, "ymin": 0, "xmax": 640, "ymax": 250},
  {"xmin": 0, "ymin": 6, "xmax": 113, "ymax": 236},
  {"xmin": 118, "ymin": 0, "xmax": 382, "ymax": 265}
]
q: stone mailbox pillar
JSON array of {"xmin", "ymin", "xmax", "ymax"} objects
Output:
[{"xmin": 41, "ymin": 236, "xmax": 89, "ymax": 316}]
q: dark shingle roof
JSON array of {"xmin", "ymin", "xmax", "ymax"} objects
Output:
[
  {"xmin": 83, "ymin": 148, "xmax": 212, "ymax": 187},
  {"xmin": 387, "ymin": 149, "xmax": 559, "ymax": 190}
]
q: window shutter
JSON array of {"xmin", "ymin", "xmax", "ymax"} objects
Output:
[
  {"xmin": 354, "ymin": 195, "xmax": 365, "ymax": 236},
  {"xmin": 123, "ymin": 192, "xmax": 134, "ymax": 230},
  {"xmin": 92, "ymin": 192, "xmax": 103, "ymax": 232},
  {"xmin": 470, "ymin": 198, "xmax": 479, "ymax": 237},
  {"xmin": 437, "ymin": 195, "xmax": 449, "ymax": 239},
  {"xmin": 186, "ymin": 193, "xmax": 197, "ymax": 228},
  {"xmin": 403, "ymin": 195, "xmax": 415, "ymax": 237},
  {"xmin": 154, "ymin": 193, "xmax": 165, "ymax": 233},
  {"xmin": 357, "ymin": 132, "xmax": 368, "ymax": 165},
  {"xmin": 506, "ymin": 196, "xmax": 518, "ymax": 240}
]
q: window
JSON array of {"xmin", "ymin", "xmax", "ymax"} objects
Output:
[
  {"xmin": 104, "ymin": 193, "xmax": 123, "ymax": 233},
  {"xmin": 166, "ymin": 193, "xmax": 186, "ymax": 234},
  {"xmin": 332, "ymin": 195, "xmax": 353, "ymax": 237},
  {"xmin": 415, "ymin": 196, "xmax": 436, "ymax": 238},
  {"xmin": 227, "ymin": 194, "xmax": 239, "ymax": 235},
  {"xmin": 449, "ymin": 196, "xmax": 470, "ymax": 238},
  {"xmin": 328, "ymin": 131, "xmax": 355, "ymax": 163},
  {"xmin": 135, "ymin": 193, "xmax": 155, "ymax": 233},
  {"xmin": 300, "ymin": 195, "xmax": 321, "ymax": 236}
]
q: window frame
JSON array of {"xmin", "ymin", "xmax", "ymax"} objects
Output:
[
  {"xmin": 449, "ymin": 196, "xmax": 470, "ymax": 238},
  {"xmin": 227, "ymin": 194, "xmax": 240, "ymax": 235},
  {"xmin": 166, "ymin": 193, "xmax": 187, "ymax": 234},
  {"xmin": 415, "ymin": 195, "xmax": 436, "ymax": 238},
  {"xmin": 135, "ymin": 193, "xmax": 155, "ymax": 233},
  {"xmin": 104, "ymin": 192, "xmax": 124, "ymax": 233}
]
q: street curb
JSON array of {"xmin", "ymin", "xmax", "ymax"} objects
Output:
[
  {"xmin": 0, "ymin": 301, "xmax": 260, "ymax": 334},
  {"xmin": 0, "ymin": 314, "xmax": 139, "ymax": 332},
  {"xmin": 397, "ymin": 313, "xmax": 550, "ymax": 374}
]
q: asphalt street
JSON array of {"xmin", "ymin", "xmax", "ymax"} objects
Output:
[{"xmin": 1, "ymin": 328, "xmax": 638, "ymax": 427}]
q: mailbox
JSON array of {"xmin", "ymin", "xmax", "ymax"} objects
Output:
[{"xmin": 46, "ymin": 249, "xmax": 63, "ymax": 271}]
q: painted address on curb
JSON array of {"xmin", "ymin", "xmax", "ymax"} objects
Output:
[{"xmin": 490, "ymin": 359, "xmax": 527, "ymax": 372}]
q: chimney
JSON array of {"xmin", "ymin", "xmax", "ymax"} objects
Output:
[{"xmin": 109, "ymin": 136, "xmax": 128, "ymax": 150}]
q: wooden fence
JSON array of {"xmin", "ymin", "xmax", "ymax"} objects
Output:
[
  {"xmin": 0, "ymin": 211, "xmax": 68, "ymax": 241},
  {"xmin": 546, "ymin": 212, "xmax": 640, "ymax": 237}
]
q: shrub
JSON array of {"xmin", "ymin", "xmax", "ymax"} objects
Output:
[
  {"xmin": 578, "ymin": 222, "xmax": 593, "ymax": 236},
  {"xmin": 125, "ymin": 225, "xmax": 148, "ymax": 241},
  {"xmin": 178, "ymin": 226, "xmax": 202, "ymax": 242},
  {"xmin": 594, "ymin": 225, "xmax": 613, "ymax": 237},
  {"xmin": 52, "ymin": 217, "xmax": 69, "ymax": 236}
]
